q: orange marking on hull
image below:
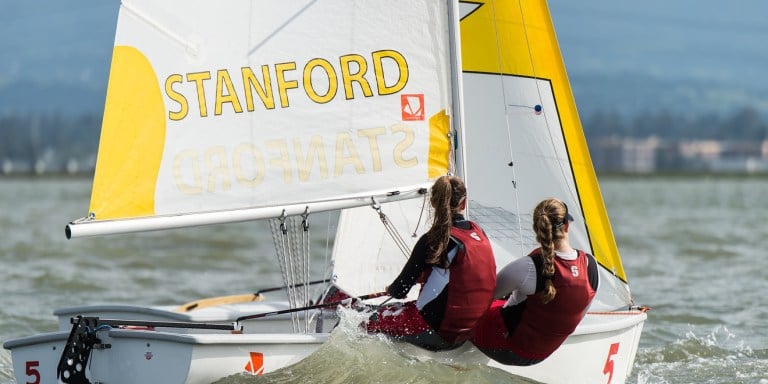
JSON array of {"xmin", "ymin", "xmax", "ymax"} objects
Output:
[{"xmin": 244, "ymin": 352, "xmax": 264, "ymax": 375}]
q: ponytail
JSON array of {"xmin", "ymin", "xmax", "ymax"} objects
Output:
[
  {"xmin": 532, "ymin": 198, "xmax": 569, "ymax": 304},
  {"xmin": 424, "ymin": 176, "xmax": 466, "ymax": 266}
]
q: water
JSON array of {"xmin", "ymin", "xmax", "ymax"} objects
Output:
[{"xmin": 1, "ymin": 176, "xmax": 768, "ymax": 383}]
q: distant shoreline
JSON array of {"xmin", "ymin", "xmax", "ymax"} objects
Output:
[
  {"xmin": 3, "ymin": 171, "xmax": 768, "ymax": 181},
  {"xmin": 596, "ymin": 171, "xmax": 768, "ymax": 179}
]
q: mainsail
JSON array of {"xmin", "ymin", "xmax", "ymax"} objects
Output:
[
  {"xmin": 68, "ymin": 1, "xmax": 458, "ymax": 238},
  {"xmin": 333, "ymin": 0, "xmax": 633, "ymax": 311},
  {"xmin": 459, "ymin": 0, "xmax": 631, "ymax": 309}
]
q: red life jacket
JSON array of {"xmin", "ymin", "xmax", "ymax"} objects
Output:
[
  {"xmin": 507, "ymin": 249, "xmax": 596, "ymax": 359},
  {"xmin": 432, "ymin": 222, "xmax": 497, "ymax": 344}
]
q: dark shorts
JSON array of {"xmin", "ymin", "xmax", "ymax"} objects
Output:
[
  {"xmin": 476, "ymin": 348, "xmax": 543, "ymax": 366},
  {"xmin": 366, "ymin": 301, "xmax": 461, "ymax": 351},
  {"xmin": 470, "ymin": 300, "xmax": 544, "ymax": 366}
]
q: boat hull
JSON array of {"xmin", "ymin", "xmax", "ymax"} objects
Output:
[
  {"xmin": 52, "ymin": 301, "xmax": 337, "ymax": 334},
  {"xmin": 396, "ymin": 310, "xmax": 646, "ymax": 384},
  {"xmin": 4, "ymin": 332, "xmax": 65, "ymax": 384},
  {"xmin": 5, "ymin": 309, "xmax": 645, "ymax": 384},
  {"xmin": 5, "ymin": 330, "xmax": 327, "ymax": 384},
  {"xmin": 502, "ymin": 311, "xmax": 646, "ymax": 384}
]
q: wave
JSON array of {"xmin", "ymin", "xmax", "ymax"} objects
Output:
[
  {"xmin": 631, "ymin": 325, "xmax": 768, "ymax": 384},
  {"xmin": 212, "ymin": 308, "xmax": 536, "ymax": 384}
]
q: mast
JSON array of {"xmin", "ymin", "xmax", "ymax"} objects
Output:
[{"xmin": 448, "ymin": 0, "xmax": 467, "ymax": 180}]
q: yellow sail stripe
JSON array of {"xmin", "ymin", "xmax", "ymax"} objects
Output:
[
  {"xmin": 89, "ymin": 46, "xmax": 166, "ymax": 220},
  {"xmin": 428, "ymin": 109, "xmax": 451, "ymax": 178},
  {"xmin": 460, "ymin": 0, "xmax": 626, "ymax": 281}
]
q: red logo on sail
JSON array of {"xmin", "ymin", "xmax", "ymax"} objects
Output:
[
  {"xmin": 401, "ymin": 94, "xmax": 425, "ymax": 121},
  {"xmin": 244, "ymin": 352, "xmax": 264, "ymax": 375}
]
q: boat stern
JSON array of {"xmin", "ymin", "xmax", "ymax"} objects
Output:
[
  {"xmin": 4, "ymin": 331, "xmax": 69, "ymax": 384},
  {"xmin": 500, "ymin": 309, "xmax": 647, "ymax": 384}
]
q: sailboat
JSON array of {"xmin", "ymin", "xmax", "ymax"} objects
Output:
[{"xmin": 4, "ymin": 1, "xmax": 646, "ymax": 383}]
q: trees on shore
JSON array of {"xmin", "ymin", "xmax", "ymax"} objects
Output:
[{"xmin": 0, "ymin": 107, "xmax": 766, "ymax": 174}]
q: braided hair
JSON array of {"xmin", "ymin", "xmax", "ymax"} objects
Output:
[
  {"xmin": 532, "ymin": 198, "xmax": 571, "ymax": 304},
  {"xmin": 424, "ymin": 175, "xmax": 467, "ymax": 266}
]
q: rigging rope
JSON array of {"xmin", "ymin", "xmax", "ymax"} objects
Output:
[
  {"xmin": 515, "ymin": 0, "xmax": 581, "ymax": 209},
  {"xmin": 490, "ymin": 0, "xmax": 525, "ymax": 257},
  {"xmin": 371, "ymin": 198, "xmax": 412, "ymax": 258},
  {"xmin": 300, "ymin": 208, "xmax": 311, "ymax": 333},
  {"xmin": 269, "ymin": 211, "xmax": 313, "ymax": 333},
  {"xmin": 484, "ymin": 1, "xmax": 585, "ymax": 256},
  {"xmin": 411, "ymin": 190, "xmax": 429, "ymax": 238}
]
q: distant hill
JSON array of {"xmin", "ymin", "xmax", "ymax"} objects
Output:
[
  {"xmin": 0, "ymin": 0, "xmax": 117, "ymax": 116},
  {"xmin": 1, "ymin": 0, "xmax": 767, "ymax": 118},
  {"xmin": 569, "ymin": 73, "xmax": 768, "ymax": 119},
  {"xmin": 550, "ymin": 0, "xmax": 768, "ymax": 118},
  {"xmin": 0, "ymin": 80, "xmax": 106, "ymax": 116}
]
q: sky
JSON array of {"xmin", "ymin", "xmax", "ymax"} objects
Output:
[
  {"xmin": 0, "ymin": 0, "xmax": 766, "ymax": 116},
  {"xmin": 550, "ymin": 1, "xmax": 768, "ymax": 89}
]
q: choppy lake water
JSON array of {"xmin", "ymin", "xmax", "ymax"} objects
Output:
[{"xmin": 1, "ymin": 176, "xmax": 767, "ymax": 383}]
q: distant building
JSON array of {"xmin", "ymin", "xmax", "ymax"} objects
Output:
[
  {"xmin": 678, "ymin": 140, "xmax": 721, "ymax": 171},
  {"xmin": 590, "ymin": 136, "xmax": 672, "ymax": 173},
  {"xmin": 589, "ymin": 138, "xmax": 768, "ymax": 174},
  {"xmin": 709, "ymin": 140, "xmax": 768, "ymax": 173},
  {"xmin": 1, "ymin": 159, "xmax": 32, "ymax": 175},
  {"xmin": 589, "ymin": 137, "xmax": 624, "ymax": 172},
  {"xmin": 0, "ymin": 151, "xmax": 96, "ymax": 176},
  {"xmin": 621, "ymin": 136, "xmax": 660, "ymax": 174}
]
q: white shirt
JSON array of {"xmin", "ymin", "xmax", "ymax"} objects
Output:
[{"xmin": 496, "ymin": 249, "xmax": 578, "ymax": 307}]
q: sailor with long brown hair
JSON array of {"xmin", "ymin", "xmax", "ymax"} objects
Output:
[{"xmin": 366, "ymin": 175, "xmax": 497, "ymax": 351}]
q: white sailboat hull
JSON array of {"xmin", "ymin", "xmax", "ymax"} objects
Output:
[
  {"xmin": 5, "ymin": 309, "xmax": 645, "ymax": 384},
  {"xmin": 396, "ymin": 311, "xmax": 646, "ymax": 384},
  {"xmin": 502, "ymin": 311, "xmax": 646, "ymax": 384},
  {"xmin": 52, "ymin": 301, "xmax": 337, "ymax": 334},
  {"xmin": 5, "ymin": 331, "xmax": 326, "ymax": 384}
]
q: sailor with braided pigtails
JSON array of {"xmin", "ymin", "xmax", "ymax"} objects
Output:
[{"xmin": 470, "ymin": 198, "xmax": 599, "ymax": 366}]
